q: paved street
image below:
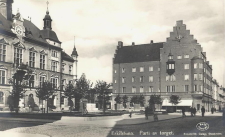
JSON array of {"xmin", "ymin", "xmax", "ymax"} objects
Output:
[{"xmin": 0, "ymin": 112, "xmax": 223, "ymax": 137}]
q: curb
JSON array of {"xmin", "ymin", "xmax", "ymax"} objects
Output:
[{"xmin": 116, "ymin": 116, "xmax": 183, "ymax": 126}]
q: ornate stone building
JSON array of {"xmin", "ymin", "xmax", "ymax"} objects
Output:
[
  {"xmin": 112, "ymin": 20, "xmax": 217, "ymax": 112},
  {"xmin": 0, "ymin": 0, "xmax": 78, "ymax": 111}
]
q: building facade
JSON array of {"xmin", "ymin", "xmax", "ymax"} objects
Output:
[
  {"xmin": 112, "ymin": 20, "xmax": 221, "ymax": 112},
  {"xmin": 0, "ymin": 0, "xmax": 78, "ymax": 111}
]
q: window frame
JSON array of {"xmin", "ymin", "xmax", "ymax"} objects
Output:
[{"xmin": 0, "ymin": 44, "xmax": 6, "ymax": 62}]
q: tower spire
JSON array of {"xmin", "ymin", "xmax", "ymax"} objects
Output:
[
  {"xmin": 46, "ymin": 1, "xmax": 49, "ymax": 13},
  {"xmin": 43, "ymin": 1, "xmax": 52, "ymax": 30}
]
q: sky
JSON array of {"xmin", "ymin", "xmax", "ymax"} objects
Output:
[{"xmin": 13, "ymin": 0, "xmax": 225, "ymax": 86}]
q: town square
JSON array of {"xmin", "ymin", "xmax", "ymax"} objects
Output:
[{"xmin": 0, "ymin": 0, "xmax": 224, "ymax": 137}]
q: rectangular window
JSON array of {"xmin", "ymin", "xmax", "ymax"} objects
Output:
[
  {"xmin": 26, "ymin": 75, "xmax": 34, "ymax": 88},
  {"xmin": 0, "ymin": 92, "xmax": 3, "ymax": 104},
  {"xmin": 51, "ymin": 78, "xmax": 58, "ymax": 89},
  {"xmin": 51, "ymin": 61, "xmax": 58, "ymax": 72},
  {"xmin": 140, "ymin": 86, "xmax": 144, "ymax": 93},
  {"xmin": 114, "ymin": 69, "xmax": 117, "ymax": 73},
  {"xmin": 166, "ymin": 86, "xmax": 170, "ymax": 92},
  {"xmin": 194, "ymin": 63, "xmax": 198, "ymax": 69},
  {"xmin": 122, "ymin": 68, "xmax": 125, "ymax": 73},
  {"xmin": 199, "ymin": 85, "xmax": 203, "ymax": 92},
  {"xmin": 184, "ymin": 74, "xmax": 189, "ymax": 81},
  {"xmin": 166, "ymin": 76, "xmax": 169, "ymax": 81},
  {"xmin": 114, "ymin": 79, "xmax": 117, "ymax": 83},
  {"xmin": 69, "ymin": 66, "xmax": 72, "ymax": 75},
  {"xmin": 177, "ymin": 55, "xmax": 182, "ymax": 59},
  {"xmin": 14, "ymin": 47, "xmax": 22, "ymax": 67},
  {"xmin": 140, "ymin": 67, "xmax": 144, "ymax": 72},
  {"xmin": 40, "ymin": 54, "xmax": 45, "ymax": 70},
  {"xmin": 0, "ymin": 44, "xmax": 6, "ymax": 62},
  {"xmin": 114, "ymin": 90, "xmax": 117, "ymax": 93},
  {"xmin": 29, "ymin": 51, "xmax": 35, "ymax": 68},
  {"xmin": 60, "ymin": 96, "xmax": 65, "ymax": 105},
  {"xmin": 184, "ymin": 85, "xmax": 189, "ymax": 92},
  {"xmin": 140, "ymin": 76, "xmax": 144, "ymax": 82},
  {"xmin": 52, "ymin": 50, "xmax": 58, "ymax": 57},
  {"xmin": 122, "ymin": 77, "xmax": 125, "ymax": 83},
  {"xmin": 62, "ymin": 79, "xmax": 66, "ymax": 89},
  {"xmin": 0, "ymin": 70, "xmax": 5, "ymax": 84},
  {"xmin": 39, "ymin": 76, "xmax": 45, "ymax": 87},
  {"xmin": 194, "ymin": 85, "xmax": 198, "ymax": 91},
  {"xmin": 194, "ymin": 74, "xmax": 198, "ymax": 80},
  {"xmin": 199, "ymin": 74, "xmax": 203, "ymax": 80},
  {"xmin": 132, "ymin": 87, "xmax": 136, "ymax": 93},
  {"xmin": 170, "ymin": 75, "xmax": 176, "ymax": 81},
  {"xmin": 132, "ymin": 68, "xmax": 136, "ymax": 72},
  {"xmin": 184, "ymin": 64, "xmax": 189, "ymax": 69},
  {"xmin": 149, "ymin": 76, "xmax": 153, "ymax": 82},
  {"xmin": 172, "ymin": 85, "xmax": 175, "ymax": 92},
  {"xmin": 149, "ymin": 86, "xmax": 153, "ymax": 92},
  {"xmin": 132, "ymin": 77, "xmax": 135, "ymax": 82},
  {"xmin": 149, "ymin": 66, "xmax": 153, "ymax": 71},
  {"xmin": 184, "ymin": 54, "xmax": 189, "ymax": 58},
  {"xmin": 199, "ymin": 63, "xmax": 203, "ymax": 69},
  {"xmin": 122, "ymin": 87, "xmax": 126, "ymax": 93}
]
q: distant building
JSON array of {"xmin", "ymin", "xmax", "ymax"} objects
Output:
[
  {"xmin": 0, "ymin": 0, "xmax": 78, "ymax": 111},
  {"xmin": 112, "ymin": 20, "xmax": 218, "ymax": 112}
]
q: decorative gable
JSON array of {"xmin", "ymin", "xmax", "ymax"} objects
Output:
[
  {"xmin": 29, "ymin": 47, "xmax": 37, "ymax": 52},
  {"xmin": 0, "ymin": 38, "xmax": 9, "ymax": 45},
  {"xmin": 40, "ymin": 50, "xmax": 47, "ymax": 55},
  {"xmin": 13, "ymin": 41, "xmax": 26, "ymax": 49},
  {"xmin": 166, "ymin": 20, "xmax": 198, "ymax": 46}
]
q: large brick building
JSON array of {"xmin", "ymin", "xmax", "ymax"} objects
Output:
[
  {"xmin": 112, "ymin": 20, "xmax": 220, "ymax": 112},
  {"xmin": 0, "ymin": 0, "xmax": 78, "ymax": 111}
]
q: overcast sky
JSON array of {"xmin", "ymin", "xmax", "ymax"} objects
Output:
[{"xmin": 13, "ymin": 0, "xmax": 225, "ymax": 86}]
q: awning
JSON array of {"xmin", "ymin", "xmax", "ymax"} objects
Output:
[{"xmin": 162, "ymin": 99, "xmax": 193, "ymax": 106}]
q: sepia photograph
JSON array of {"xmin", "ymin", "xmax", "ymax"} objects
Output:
[{"xmin": 0, "ymin": 0, "xmax": 224, "ymax": 137}]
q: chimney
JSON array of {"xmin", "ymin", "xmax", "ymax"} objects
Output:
[
  {"xmin": 176, "ymin": 20, "xmax": 183, "ymax": 26},
  {"xmin": 6, "ymin": 0, "xmax": 14, "ymax": 21},
  {"xmin": 132, "ymin": 42, "xmax": 135, "ymax": 46},
  {"xmin": 150, "ymin": 40, "xmax": 153, "ymax": 44},
  {"xmin": 118, "ymin": 41, "xmax": 123, "ymax": 48}
]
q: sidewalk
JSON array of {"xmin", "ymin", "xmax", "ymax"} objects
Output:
[
  {"xmin": 168, "ymin": 111, "xmax": 223, "ymax": 117},
  {"xmin": 0, "ymin": 131, "xmax": 49, "ymax": 137},
  {"xmin": 115, "ymin": 113, "xmax": 181, "ymax": 125}
]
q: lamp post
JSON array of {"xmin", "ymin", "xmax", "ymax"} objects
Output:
[{"xmin": 9, "ymin": 63, "xmax": 31, "ymax": 113}]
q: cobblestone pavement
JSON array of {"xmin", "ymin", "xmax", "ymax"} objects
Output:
[{"xmin": 0, "ymin": 113, "xmax": 223, "ymax": 137}]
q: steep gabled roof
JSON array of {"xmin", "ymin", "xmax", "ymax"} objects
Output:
[
  {"xmin": 113, "ymin": 42, "xmax": 164, "ymax": 64},
  {"xmin": 62, "ymin": 51, "xmax": 74, "ymax": 62}
]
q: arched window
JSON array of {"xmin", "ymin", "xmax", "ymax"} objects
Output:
[{"xmin": 0, "ymin": 92, "xmax": 4, "ymax": 104}]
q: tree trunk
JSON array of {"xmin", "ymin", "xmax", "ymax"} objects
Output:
[
  {"xmin": 42, "ymin": 100, "xmax": 44, "ymax": 113},
  {"xmin": 103, "ymin": 95, "xmax": 105, "ymax": 114},
  {"xmin": 46, "ymin": 99, "xmax": 48, "ymax": 113}
]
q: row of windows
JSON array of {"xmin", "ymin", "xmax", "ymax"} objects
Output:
[
  {"xmin": 116, "ymin": 74, "xmax": 204, "ymax": 84},
  {"xmin": 169, "ymin": 54, "xmax": 190, "ymax": 60},
  {"xmin": 13, "ymin": 48, "xmax": 71, "ymax": 73},
  {"xmin": 62, "ymin": 65, "xmax": 73, "ymax": 75},
  {"xmin": 117, "ymin": 85, "xmax": 204, "ymax": 93},
  {"xmin": 116, "ymin": 66, "xmax": 155, "ymax": 73},
  {"xmin": 184, "ymin": 63, "xmax": 203, "ymax": 69},
  {"xmin": 119, "ymin": 76, "xmax": 154, "ymax": 83},
  {"xmin": 0, "ymin": 69, "xmax": 61, "ymax": 89},
  {"xmin": 119, "ymin": 86, "xmax": 154, "ymax": 93}
]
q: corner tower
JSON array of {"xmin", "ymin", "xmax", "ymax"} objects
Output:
[{"xmin": 71, "ymin": 38, "xmax": 78, "ymax": 81}]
